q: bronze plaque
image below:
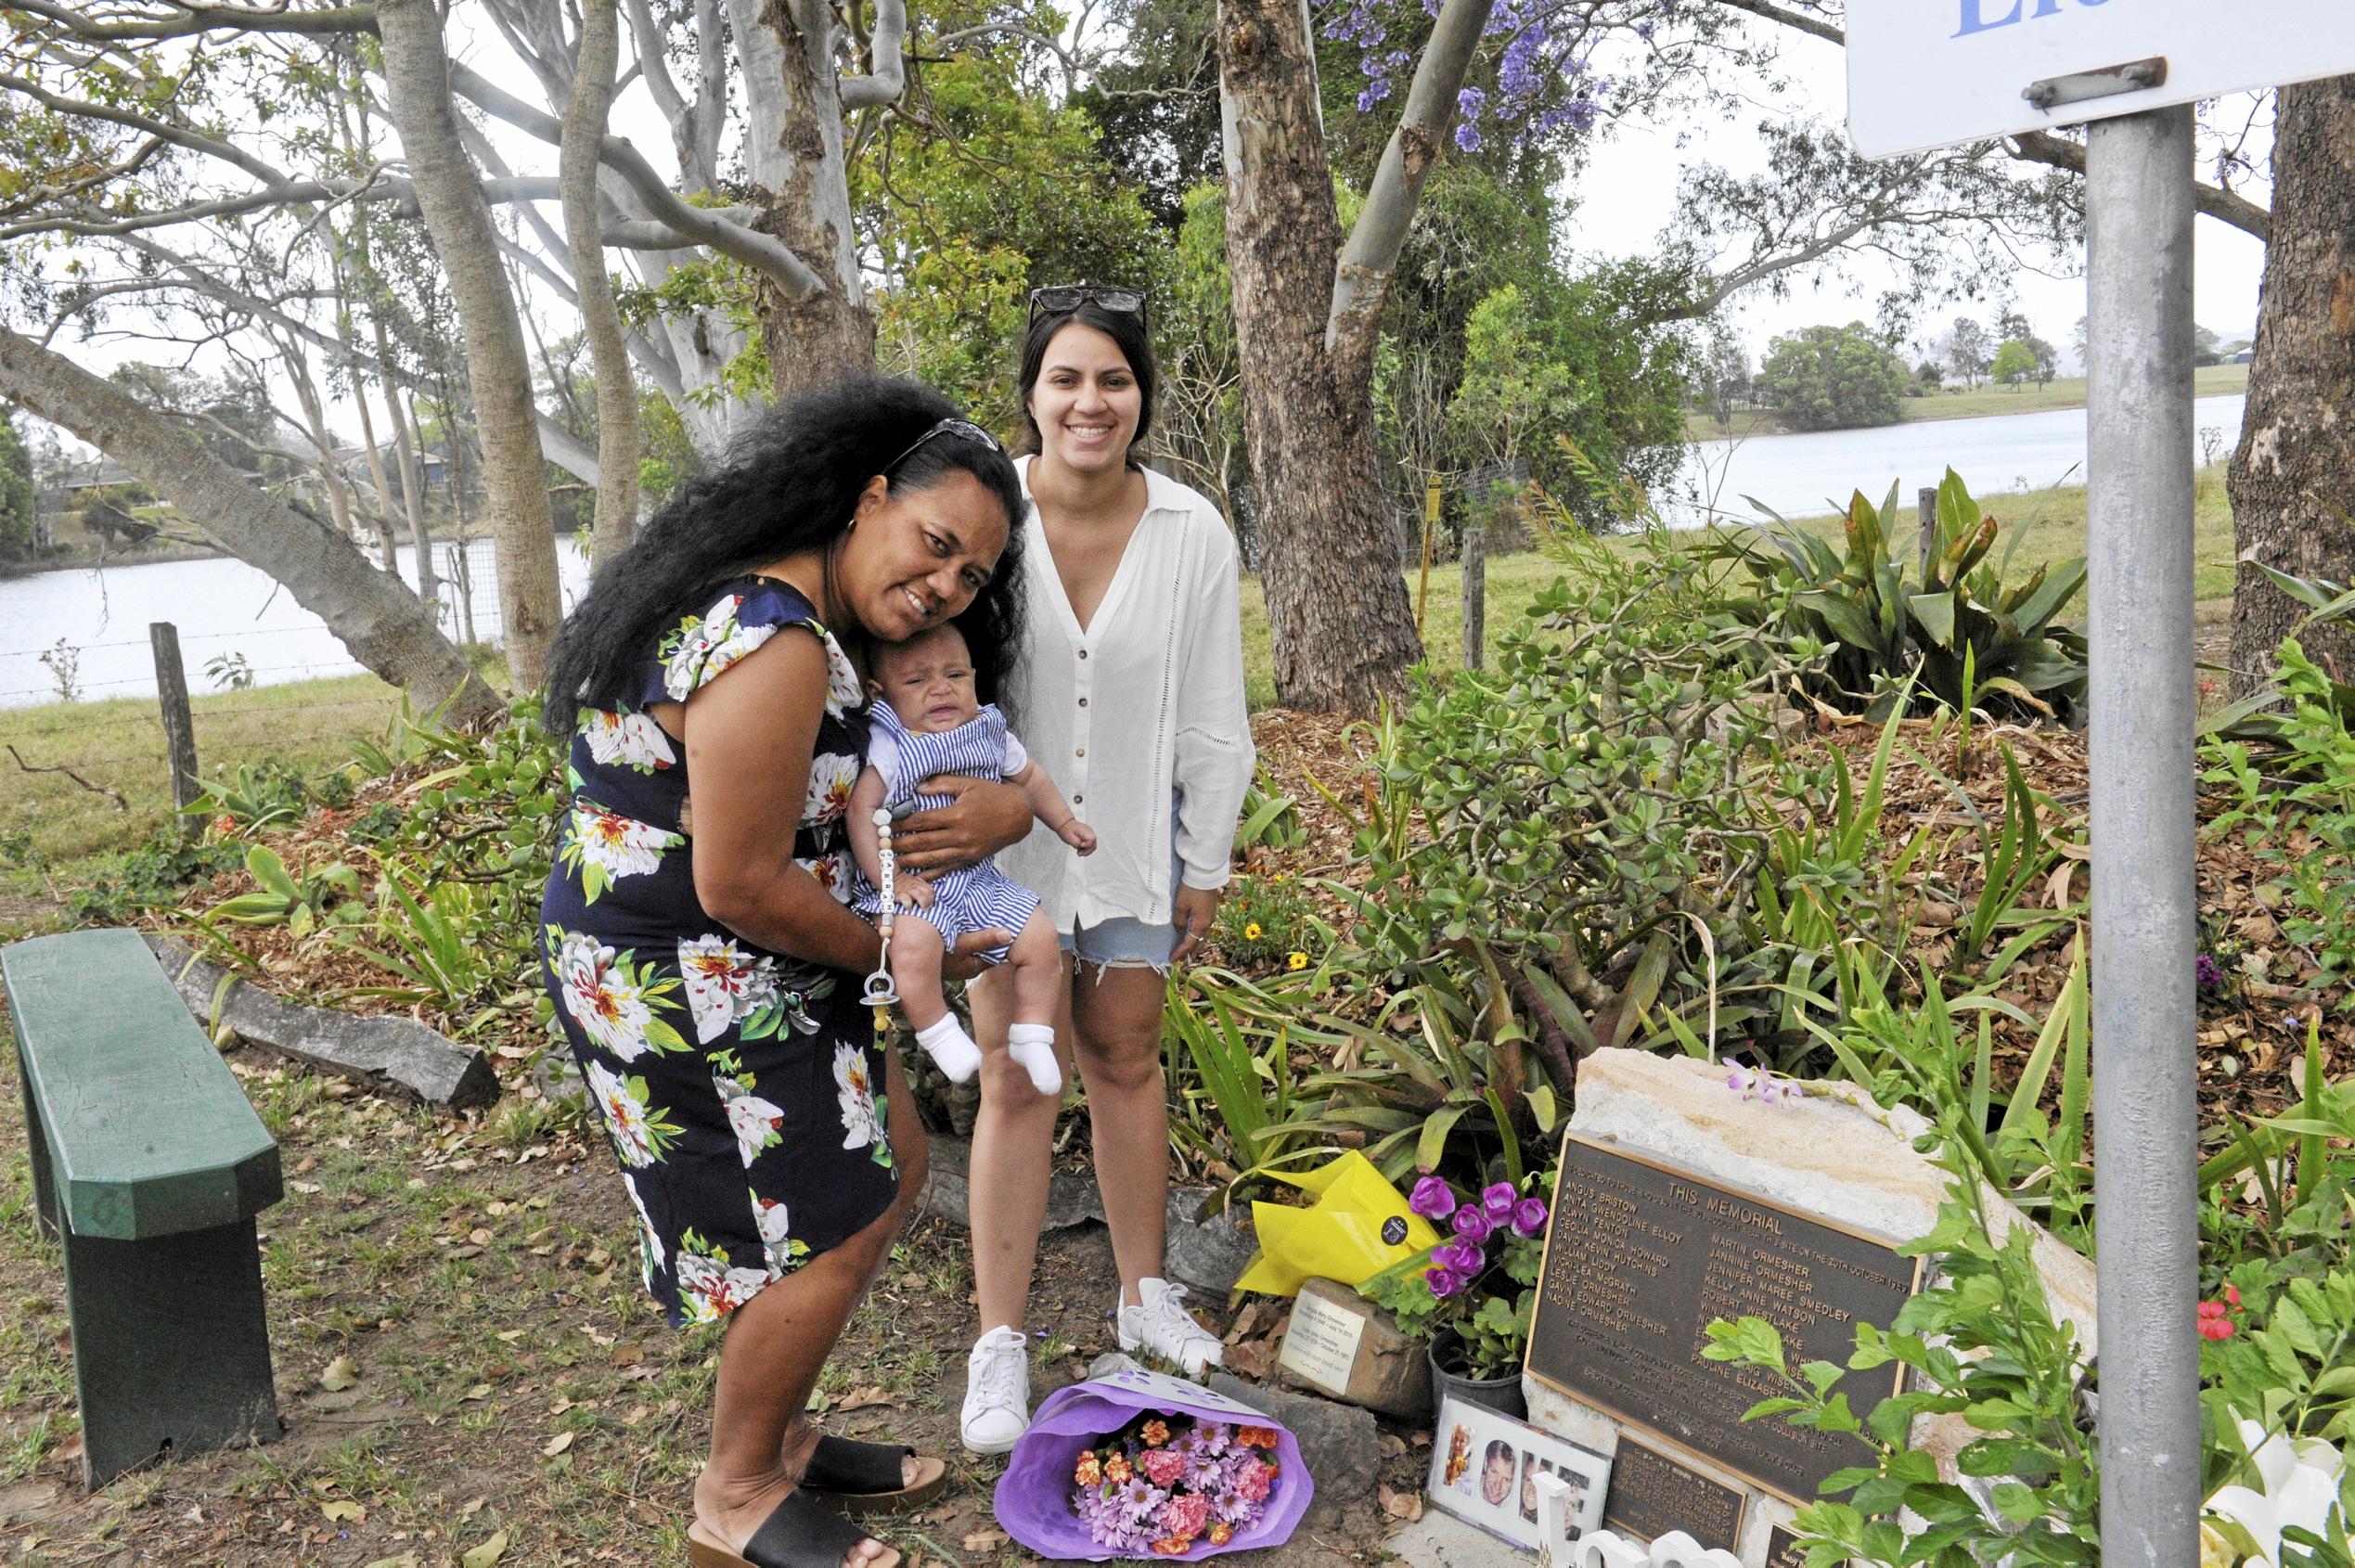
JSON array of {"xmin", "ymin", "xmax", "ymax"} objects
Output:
[
  {"xmin": 1601, "ymin": 1438, "xmax": 1744, "ymax": 1554},
  {"xmin": 1526, "ymin": 1135, "xmax": 1921, "ymax": 1502},
  {"xmin": 1767, "ymin": 1524, "xmax": 1808, "ymax": 1567}
]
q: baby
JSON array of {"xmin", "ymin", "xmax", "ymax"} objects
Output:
[{"xmin": 847, "ymin": 623, "xmax": 1092, "ymax": 1096}]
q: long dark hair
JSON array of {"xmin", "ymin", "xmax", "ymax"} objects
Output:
[
  {"xmin": 542, "ymin": 376, "xmax": 1026, "ymax": 734},
  {"xmin": 1015, "ymin": 300, "xmax": 1157, "ymax": 458}
]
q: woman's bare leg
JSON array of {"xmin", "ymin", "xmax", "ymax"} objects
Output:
[
  {"xmin": 967, "ymin": 958, "xmax": 1076, "ymax": 1332},
  {"xmin": 1068, "ymin": 964, "xmax": 1170, "ymax": 1304}
]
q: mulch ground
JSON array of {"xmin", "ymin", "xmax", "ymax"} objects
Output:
[{"xmin": 0, "ymin": 701, "xmax": 2338, "ymax": 1564}]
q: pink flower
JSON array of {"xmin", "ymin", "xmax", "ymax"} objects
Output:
[
  {"xmin": 1480, "ymin": 1182, "xmax": 1517, "ymax": 1221},
  {"xmin": 1512, "ymin": 1197, "xmax": 1549, "ymax": 1237},
  {"xmin": 1160, "ymin": 1493, "xmax": 1210, "ymax": 1540},
  {"xmin": 1235, "ymin": 1459, "xmax": 1275, "ymax": 1503},
  {"xmin": 1425, "ymin": 1265, "xmax": 1464, "ymax": 1298},
  {"xmin": 1141, "ymin": 1448, "xmax": 1187, "ymax": 1487},
  {"xmin": 1451, "ymin": 1205, "xmax": 1495, "ymax": 1244}
]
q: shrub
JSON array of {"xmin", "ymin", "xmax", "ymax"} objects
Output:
[{"xmin": 1717, "ymin": 469, "xmax": 2087, "ymax": 724}]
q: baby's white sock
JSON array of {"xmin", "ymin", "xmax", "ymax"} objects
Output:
[
  {"xmin": 1006, "ymin": 1023, "xmax": 1062, "ymax": 1097},
  {"xmin": 915, "ymin": 1013, "xmax": 982, "ymax": 1083}
]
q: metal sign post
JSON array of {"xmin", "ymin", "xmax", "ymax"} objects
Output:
[
  {"xmin": 2084, "ymin": 103, "xmax": 2199, "ymax": 1568},
  {"xmin": 1837, "ymin": 1, "xmax": 2355, "ymax": 1559}
]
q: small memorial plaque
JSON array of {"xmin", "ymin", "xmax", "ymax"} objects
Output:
[
  {"xmin": 1527, "ymin": 1135, "xmax": 1922, "ymax": 1501},
  {"xmin": 1278, "ymin": 1283, "xmax": 1369, "ymax": 1394},
  {"xmin": 1601, "ymin": 1438, "xmax": 1744, "ymax": 1554},
  {"xmin": 1766, "ymin": 1525, "xmax": 1808, "ymax": 1567}
]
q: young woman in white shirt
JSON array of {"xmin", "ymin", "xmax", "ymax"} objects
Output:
[{"xmin": 910, "ymin": 285, "xmax": 1255, "ymax": 1452}]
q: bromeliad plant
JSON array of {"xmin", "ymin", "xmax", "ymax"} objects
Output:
[
  {"xmin": 1359, "ymin": 1174, "xmax": 1551, "ymax": 1381},
  {"xmin": 1722, "ymin": 469, "xmax": 2089, "ymax": 725}
]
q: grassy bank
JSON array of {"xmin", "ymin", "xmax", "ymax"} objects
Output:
[
  {"xmin": 5, "ymin": 468, "xmax": 2233, "ymax": 895},
  {"xmin": 1685, "ymin": 361, "xmax": 2250, "ymax": 442}
]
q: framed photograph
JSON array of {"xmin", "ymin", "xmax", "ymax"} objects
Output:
[{"xmin": 1424, "ymin": 1394, "xmax": 1611, "ymax": 1553}]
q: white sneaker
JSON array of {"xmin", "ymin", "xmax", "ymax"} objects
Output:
[
  {"xmin": 960, "ymin": 1326, "xmax": 1031, "ymax": 1456},
  {"xmin": 1116, "ymin": 1277, "xmax": 1225, "ymax": 1378}
]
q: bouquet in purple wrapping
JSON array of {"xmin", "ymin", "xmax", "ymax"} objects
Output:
[{"xmin": 993, "ymin": 1367, "xmax": 1314, "ymax": 1561}]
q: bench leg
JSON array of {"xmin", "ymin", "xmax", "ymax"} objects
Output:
[
  {"xmin": 14, "ymin": 1040, "xmax": 57, "ymax": 1241},
  {"xmin": 62, "ymin": 1219, "xmax": 278, "ymax": 1489}
]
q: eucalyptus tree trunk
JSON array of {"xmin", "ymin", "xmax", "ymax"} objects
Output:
[
  {"xmin": 378, "ymin": 0, "xmax": 562, "ymax": 688},
  {"xmin": 1216, "ymin": 0, "xmax": 1425, "ymax": 713},
  {"xmin": 561, "ymin": 0, "xmax": 640, "ymax": 563},
  {"xmin": 2227, "ymin": 73, "xmax": 2355, "ymax": 697},
  {"xmin": 728, "ymin": 0, "xmax": 876, "ymax": 392},
  {"xmin": 0, "ymin": 327, "xmax": 501, "ymax": 727}
]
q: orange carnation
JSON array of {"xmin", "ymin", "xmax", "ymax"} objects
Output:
[
  {"xmin": 1141, "ymin": 1419, "xmax": 1170, "ymax": 1447},
  {"xmin": 1236, "ymin": 1425, "xmax": 1279, "ymax": 1450}
]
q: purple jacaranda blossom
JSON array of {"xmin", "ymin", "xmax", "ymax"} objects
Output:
[
  {"xmin": 1452, "ymin": 1205, "xmax": 1495, "ymax": 1244},
  {"xmin": 1425, "ymin": 1265, "xmax": 1465, "ymax": 1298},
  {"xmin": 1512, "ymin": 1197, "xmax": 1549, "ymax": 1238},
  {"xmin": 1481, "ymin": 1182, "xmax": 1517, "ymax": 1221},
  {"xmin": 1409, "ymin": 1176, "xmax": 1458, "ymax": 1221}
]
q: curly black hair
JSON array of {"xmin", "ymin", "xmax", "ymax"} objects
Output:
[{"xmin": 542, "ymin": 376, "xmax": 1026, "ymax": 735}]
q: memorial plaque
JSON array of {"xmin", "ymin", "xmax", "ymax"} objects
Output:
[
  {"xmin": 1526, "ymin": 1135, "xmax": 1922, "ymax": 1501},
  {"xmin": 1601, "ymin": 1438, "xmax": 1744, "ymax": 1555},
  {"xmin": 1766, "ymin": 1525, "xmax": 1808, "ymax": 1568}
]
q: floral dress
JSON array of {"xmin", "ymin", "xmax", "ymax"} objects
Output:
[{"xmin": 539, "ymin": 576, "xmax": 894, "ymax": 1328}]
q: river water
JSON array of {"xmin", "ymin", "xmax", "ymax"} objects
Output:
[
  {"xmin": 0, "ymin": 539, "xmax": 594, "ymax": 710},
  {"xmin": 1667, "ymin": 392, "xmax": 2247, "ymax": 525},
  {"xmin": 0, "ymin": 392, "xmax": 2250, "ymax": 711}
]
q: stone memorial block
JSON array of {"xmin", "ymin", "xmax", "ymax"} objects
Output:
[
  {"xmin": 1517, "ymin": 1049, "xmax": 2099, "ymax": 1567},
  {"xmin": 1277, "ymin": 1275, "xmax": 1434, "ymax": 1420},
  {"xmin": 1529, "ymin": 1135, "xmax": 1919, "ymax": 1501}
]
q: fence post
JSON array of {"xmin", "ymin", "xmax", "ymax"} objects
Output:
[
  {"xmin": 1917, "ymin": 485, "xmax": 1938, "ymax": 576},
  {"xmin": 1416, "ymin": 474, "xmax": 1443, "ymax": 637},
  {"xmin": 1461, "ymin": 518, "xmax": 1486, "ymax": 672},
  {"xmin": 150, "ymin": 622, "xmax": 200, "ymax": 818}
]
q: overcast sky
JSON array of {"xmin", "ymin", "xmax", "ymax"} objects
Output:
[{"xmin": 1558, "ymin": 24, "xmax": 2272, "ymax": 369}]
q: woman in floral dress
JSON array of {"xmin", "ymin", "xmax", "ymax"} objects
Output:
[{"xmin": 538, "ymin": 378, "xmax": 1028, "ymax": 1568}]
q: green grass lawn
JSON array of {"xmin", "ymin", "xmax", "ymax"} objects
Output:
[{"xmin": 1685, "ymin": 362, "xmax": 2249, "ymax": 442}]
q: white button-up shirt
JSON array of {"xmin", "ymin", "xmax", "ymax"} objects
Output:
[{"xmin": 997, "ymin": 457, "xmax": 1255, "ymax": 932}]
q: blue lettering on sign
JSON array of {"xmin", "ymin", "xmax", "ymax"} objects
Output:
[{"xmin": 1956, "ymin": 0, "xmax": 2110, "ymax": 35}]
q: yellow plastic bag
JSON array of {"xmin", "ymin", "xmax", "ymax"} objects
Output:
[{"xmin": 1233, "ymin": 1151, "xmax": 1442, "ymax": 1296}]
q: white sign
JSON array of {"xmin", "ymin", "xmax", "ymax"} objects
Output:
[{"xmin": 1847, "ymin": 0, "xmax": 2355, "ymax": 159}]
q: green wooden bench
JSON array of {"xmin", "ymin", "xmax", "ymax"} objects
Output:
[{"xmin": 3, "ymin": 928, "xmax": 282, "ymax": 1487}]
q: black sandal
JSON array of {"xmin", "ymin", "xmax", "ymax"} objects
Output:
[
  {"xmin": 687, "ymin": 1487, "xmax": 901, "ymax": 1568},
  {"xmin": 799, "ymin": 1434, "xmax": 949, "ymax": 1515}
]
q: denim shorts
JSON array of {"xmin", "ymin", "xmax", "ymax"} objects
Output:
[
  {"xmin": 1061, "ymin": 914, "xmax": 1180, "ymax": 972},
  {"xmin": 1060, "ymin": 815, "xmax": 1183, "ymax": 971}
]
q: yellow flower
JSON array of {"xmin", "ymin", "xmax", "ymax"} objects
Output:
[
  {"xmin": 1244, "ymin": 922, "xmax": 1263, "ymax": 941},
  {"xmin": 1288, "ymin": 952, "xmax": 1308, "ymax": 971}
]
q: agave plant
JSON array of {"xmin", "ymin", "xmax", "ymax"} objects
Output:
[{"xmin": 1729, "ymin": 469, "xmax": 2089, "ymax": 724}]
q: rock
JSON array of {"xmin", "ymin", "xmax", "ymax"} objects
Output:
[
  {"xmin": 532, "ymin": 1049, "xmax": 586, "ymax": 1111},
  {"xmin": 917, "ymin": 1135, "xmax": 1104, "ymax": 1233},
  {"xmin": 145, "ymin": 934, "xmax": 499, "ymax": 1111},
  {"xmin": 1277, "ymin": 1276, "xmax": 1434, "ymax": 1422},
  {"xmin": 1563, "ymin": 1048, "xmax": 2097, "ymax": 1349},
  {"xmin": 1164, "ymin": 1186, "xmax": 1256, "ymax": 1296},
  {"xmin": 1207, "ymin": 1372, "xmax": 1381, "ymax": 1525},
  {"xmin": 1527, "ymin": 1047, "xmax": 2100, "ymax": 1560},
  {"xmin": 1385, "ymin": 1510, "xmax": 1533, "ymax": 1568}
]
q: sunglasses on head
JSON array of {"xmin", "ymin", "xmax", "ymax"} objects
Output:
[
  {"xmin": 1027, "ymin": 283, "xmax": 1148, "ymax": 328},
  {"xmin": 883, "ymin": 417, "xmax": 1004, "ymax": 475}
]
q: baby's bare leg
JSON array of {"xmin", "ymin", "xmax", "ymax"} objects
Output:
[
  {"xmin": 894, "ymin": 915, "xmax": 983, "ymax": 1083},
  {"xmin": 1002, "ymin": 910, "xmax": 1064, "ymax": 1097},
  {"xmin": 889, "ymin": 915, "xmax": 949, "ymax": 1032}
]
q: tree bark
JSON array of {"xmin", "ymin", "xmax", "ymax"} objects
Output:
[
  {"xmin": 731, "ymin": 0, "xmax": 876, "ymax": 393},
  {"xmin": 377, "ymin": 0, "xmax": 563, "ymax": 690},
  {"xmin": 0, "ymin": 326, "xmax": 501, "ymax": 726},
  {"xmin": 561, "ymin": 0, "xmax": 640, "ymax": 564},
  {"xmin": 1218, "ymin": 0, "xmax": 1423, "ymax": 713},
  {"xmin": 2227, "ymin": 74, "xmax": 2355, "ymax": 697}
]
